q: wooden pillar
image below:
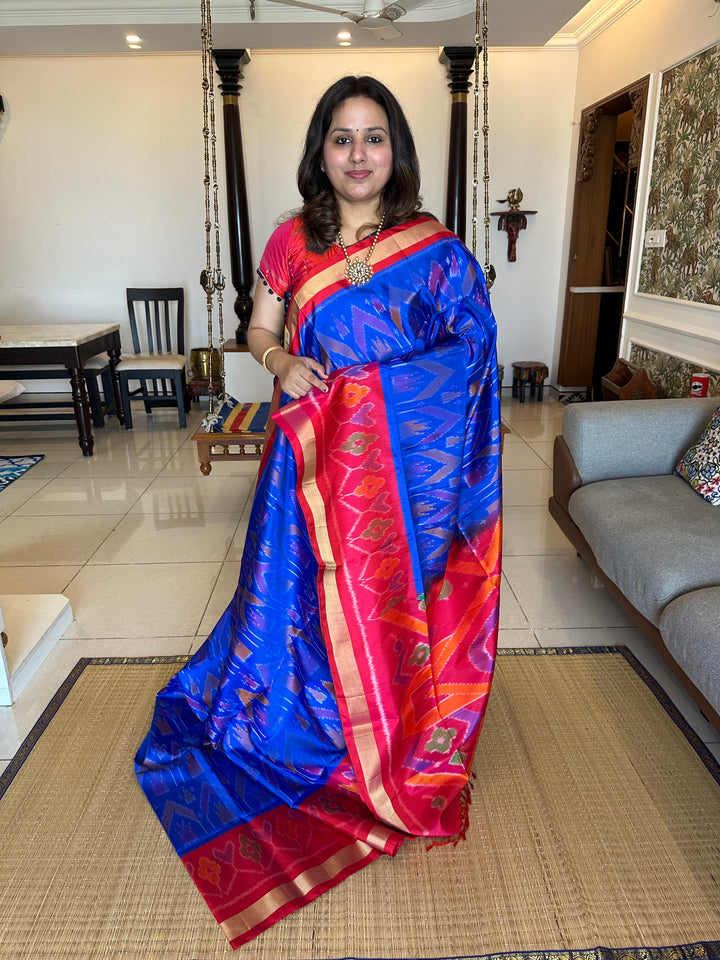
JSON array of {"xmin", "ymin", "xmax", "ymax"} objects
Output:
[
  {"xmin": 213, "ymin": 49, "xmax": 253, "ymax": 345},
  {"xmin": 439, "ymin": 46, "xmax": 476, "ymax": 243}
]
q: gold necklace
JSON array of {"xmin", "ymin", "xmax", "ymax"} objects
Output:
[{"xmin": 337, "ymin": 214, "xmax": 386, "ymax": 286}]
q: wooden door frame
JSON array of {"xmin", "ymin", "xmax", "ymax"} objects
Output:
[{"xmin": 557, "ymin": 77, "xmax": 650, "ymax": 389}]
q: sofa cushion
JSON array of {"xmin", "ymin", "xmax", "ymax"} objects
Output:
[
  {"xmin": 675, "ymin": 404, "xmax": 720, "ymax": 505},
  {"xmin": 563, "ymin": 398, "xmax": 719, "ymax": 483},
  {"xmin": 660, "ymin": 586, "xmax": 720, "ymax": 716},
  {"xmin": 568, "ymin": 474, "xmax": 720, "ymax": 625}
]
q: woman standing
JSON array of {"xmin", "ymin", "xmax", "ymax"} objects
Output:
[{"xmin": 136, "ymin": 75, "xmax": 501, "ymax": 949}]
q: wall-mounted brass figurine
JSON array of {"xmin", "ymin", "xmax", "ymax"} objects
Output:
[{"xmin": 491, "ymin": 188, "xmax": 537, "ymax": 261}]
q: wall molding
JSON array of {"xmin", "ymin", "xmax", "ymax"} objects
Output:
[
  {"xmin": 548, "ymin": 0, "xmax": 643, "ymax": 50},
  {"xmin": 623, "ymin": 308, "xmax": 720, "ymax": 345},
  {"xmin": 621, "ymin": 312, "xmax": 720, "ymax": 373}
]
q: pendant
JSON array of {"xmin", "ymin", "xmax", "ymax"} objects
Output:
[{"xmin": 344, "ymin": 256, "xmax": 373, "ymax": 286}]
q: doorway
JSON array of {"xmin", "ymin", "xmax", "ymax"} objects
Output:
[{"xmin": 557, "ymin": 78, "xmax": 649, "ymax": 397}]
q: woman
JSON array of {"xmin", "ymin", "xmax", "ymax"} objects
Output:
[{"xmin": 136, "ymin": 76, "xmax": 501, "ymax": 949}]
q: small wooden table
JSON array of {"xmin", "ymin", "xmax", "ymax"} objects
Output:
[{"xmin": 0, "ymin": 323, "xmax": 124, "ymax": 455}]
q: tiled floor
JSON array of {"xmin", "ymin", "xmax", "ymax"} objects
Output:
[{"xmin": 1, "ymin": 395, "xmax": 718, "ymax": 775}]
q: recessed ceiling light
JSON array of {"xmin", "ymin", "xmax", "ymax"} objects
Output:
[
  {"xmin": 128, "ymin": 43, "xmax": 143, "ymax": 50},
  {"xmin": 126, "ymin": 34, "xmax": 142, "ymax": 44},
  {"xmin": 337, "ymin": 31, "xmax": 352, "ymax": 39},
  {"xmin": 339, "ymin": 40, "xmax": 352, "ymax": 46}
]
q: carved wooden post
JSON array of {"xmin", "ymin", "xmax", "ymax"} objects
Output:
[
  {"xmin": 439, "ymin": 46, "xmax": 476, "ymax": 243},
  {"xmin": 213, "ymin": 49, "xmax": 253, "ymax": 345},
  {"xmin": 628, "ymin": 78, "xmax": 649, "ymax": 171}
]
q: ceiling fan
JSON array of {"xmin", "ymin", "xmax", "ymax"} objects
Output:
[{"xmin": 263, "ymin": 0, "xmax": 431, "ymax": 39}]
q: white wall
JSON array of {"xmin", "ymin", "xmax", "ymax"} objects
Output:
[
  {"xmin": 0, "ymin": 45, "xmax": 578, "ymax": 390},
  {"xmin": 481, "ymin": 47, "xmax": 578, "ymax": 376},
  {"xmin": 0, "ymin": 55, "xmax": 205, "ymax": 321},
  {"xmin": 570, "ymin": 0, "xmax": 720, "ymax": 375}
]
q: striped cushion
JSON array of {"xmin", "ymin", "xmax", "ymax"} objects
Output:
[{"xmin": 213, "ymin": 399, "xmax": 271, "ymax": 435}]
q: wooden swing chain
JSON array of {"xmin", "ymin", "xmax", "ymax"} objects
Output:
[
  {"xmin": 472, "ymin": 0, "xmax": 495, "ymax": 288},
  {"xmin": 200, "ymin": 0, "xmax": 226, "ymax": 415}
]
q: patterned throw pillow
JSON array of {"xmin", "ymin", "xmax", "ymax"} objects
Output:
[{"xmin": 675, "ymin": 405, "xmax": 720, "ymax": 505}]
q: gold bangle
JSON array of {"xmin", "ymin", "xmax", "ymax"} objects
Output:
[{"xmin": 261, "ymin": 344, "xmax": 284, "ymax": 372}]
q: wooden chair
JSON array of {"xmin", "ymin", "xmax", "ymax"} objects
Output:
[
  {"xmin": 116, "ymin": 287, "xmax": 191, "ymax": 429},
  {"xmin": 0, "ymin": 356, "xmax": 114, "ymax": 427}
]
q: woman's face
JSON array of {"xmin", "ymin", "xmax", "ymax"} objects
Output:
[{"xmin": 322, "ymin": 96, "xmax": 393, "ymax": 215}]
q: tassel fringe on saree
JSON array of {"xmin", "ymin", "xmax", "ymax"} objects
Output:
[{"xmin": 135, "ymin": 217, "xmax": 502, "ymax": 948}]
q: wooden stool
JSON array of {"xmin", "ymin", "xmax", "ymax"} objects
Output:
[
  {"xmin": 511, "ymin": 361, "xmax": 549, "ymax": 402},
  {"xmin": 192, "ymin": 400, "xmax": 270, "ymax": 475},
  {"xmin": 186, "ymin": 377, "xmax": 224, "ymax": 404}
]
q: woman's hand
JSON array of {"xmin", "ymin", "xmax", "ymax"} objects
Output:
[
  {"xmin": 270, "ymin": 352, "xmax": 329, "ymax": 399},
  {"xmin": 247, "ymin": 278, "xmax": 328, "ymax": 399}
]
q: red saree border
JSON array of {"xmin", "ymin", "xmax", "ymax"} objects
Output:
[
  {"xmin": 181, "ymin": 768, "xmax": 405, "ymax": 949},
  {"xmin": 275, "ymin": 379, "xmax": 412, "ymax": 833},
  {"xmin": 275, "ymin": 361, "xmax": 500, "ymax": 841},
  {"xmin": 220, "ymin": 842, "xmax": 380, "ymax": 948}
]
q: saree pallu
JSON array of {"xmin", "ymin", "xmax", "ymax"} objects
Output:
[{"xmin": 135, "ymin": 217, "xmax": 502, "ymax": 949}]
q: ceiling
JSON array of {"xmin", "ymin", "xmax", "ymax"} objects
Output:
[{"xmin": 0, "ymin": 0, "xmax": 604, "ymax": 55}]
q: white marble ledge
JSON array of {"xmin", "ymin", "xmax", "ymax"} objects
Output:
[
  {"xmin": 0, "ymin": 594, "xmax": 73, "ymax": 706},
  {"xmin": 0, "ymin": 323, "xmax": 120, "ymax": 348}
]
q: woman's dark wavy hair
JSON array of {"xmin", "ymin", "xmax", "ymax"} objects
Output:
[{"xmin": 297, "ymin": 76, "xmax": 425, "ymax": 253}]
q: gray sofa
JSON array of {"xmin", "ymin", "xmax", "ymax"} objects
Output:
[{"xmin": 549, "ymin": 397, "xmax": 720, "ymax": 731}]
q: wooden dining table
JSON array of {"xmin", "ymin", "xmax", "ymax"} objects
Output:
[{"xmin": 0, "ymin": 323, "xmax": 124, "ymax": 456}]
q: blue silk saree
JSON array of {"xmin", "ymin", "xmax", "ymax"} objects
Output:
[{"xmin": 135, "ymin": 216, "xmax": 502, "ymax": 948}]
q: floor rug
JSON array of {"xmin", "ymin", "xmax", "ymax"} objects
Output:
[
  {"xmin": 1, "ymin": 649, "xmax": 719, "ymax": 960},
  {"xmin": 0, "ymin": 454, "xmax": 44, "ymax": 490}
]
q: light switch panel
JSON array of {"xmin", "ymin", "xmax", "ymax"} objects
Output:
[{"xmin": 645, "ymin": 229, "xmax": 667, "ymax": 248}]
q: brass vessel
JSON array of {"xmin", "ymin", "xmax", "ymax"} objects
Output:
[{"xmin": 190, "ymin": 347, "xmax": 221, "ymax": 380}]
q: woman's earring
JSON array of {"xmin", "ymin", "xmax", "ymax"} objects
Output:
[{"xmin": 320, "ymin": 161, "xmax": 326, "ymax": 173}]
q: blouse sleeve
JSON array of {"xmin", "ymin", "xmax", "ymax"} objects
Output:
[{"xmin": 257, "ymin": 219, "xmax": 295, "ymax": 300}]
